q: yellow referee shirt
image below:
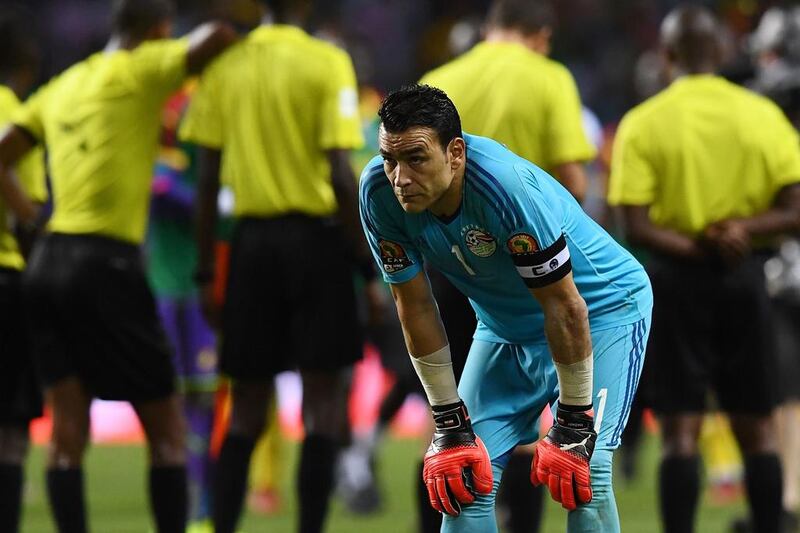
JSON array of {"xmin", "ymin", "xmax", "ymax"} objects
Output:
[
  {"xmin": 420, "ymin": 41, "xmax": 596, "ymax": 171},
  {"xmin": 179, "ymin": 25, "xmax": 363, "ymax": 218},
  {"xmin": 608, "ymin": 75, "xmax": 800, "ymax": 236},
  {"xmin": 0, "ymin": 85, "xmax": 47, "ymax": 270},
  {"xmin": 12, "ymin": 39, "xmax": 189, "ymax": 244}
]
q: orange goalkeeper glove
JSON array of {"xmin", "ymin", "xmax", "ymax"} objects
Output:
[
  {"xmin": 531, "ymin": 404, "xmax": 596, "ymax": 510},
  {"xmin": 422, "ymin": 401, "xmax": 493, "ymax": 516}
]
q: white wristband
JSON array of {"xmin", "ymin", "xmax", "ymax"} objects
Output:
[
  {"xmin": 554, "ymin": 353, "xmax": 594, "ymax": 406},
  {"xmin": 410, "ymin": 345, "xmax": 460, "ymax": 407}
]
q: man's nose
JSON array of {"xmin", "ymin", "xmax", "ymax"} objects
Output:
[{"xmin": 392, "ymin": 164, "xmax": 413, "ymax": 188}]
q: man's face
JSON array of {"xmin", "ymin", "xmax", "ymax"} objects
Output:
[{"xmin": 378, "ymin": 125, "xmax": 460, "ymax": 213}]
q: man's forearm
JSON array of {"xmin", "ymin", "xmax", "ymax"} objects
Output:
[
  {"xmin": 194, "ymin": 148, "xmax": 221, "ymax": 278},
  {"xmin": 543, "ymin": 297, "xmax": 594, "ymax": 407}
]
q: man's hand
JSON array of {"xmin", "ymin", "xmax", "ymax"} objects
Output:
[
  {"xmin": 702, "ymin": 219, "xmax": 751, "ymax": 265},
  {"xmin": 532, "ymin": 405, "xmax": 596, "ymax": 510},
  {"xmin": 423, "ymin": 401, "xmax": 493, "ymax": 516}
]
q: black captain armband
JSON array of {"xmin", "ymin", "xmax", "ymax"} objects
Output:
[{"xmin": 509, "ymin": 234, "xmax": 572, "ymax": 288}]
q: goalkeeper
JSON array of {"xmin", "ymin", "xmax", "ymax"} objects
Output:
[{"xmin": 359, "ymin": 84, "xmax": 652, "ymax": 532}]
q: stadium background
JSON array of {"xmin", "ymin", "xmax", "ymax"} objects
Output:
[{"xmin": 9, "ymin": 0, "xmax": 791, "ymax": 531}]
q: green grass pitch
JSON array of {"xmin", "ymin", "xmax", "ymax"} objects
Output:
[{"xmin": 20, "ymin": 433, "xmax": 746, "ymax": 532}]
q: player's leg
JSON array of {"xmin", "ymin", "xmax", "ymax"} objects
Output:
[
  {"xmin": 497, "ymin": 442, "xmax": 545, "ymax": 533},
  {"xmin": 0, "ymin": 267, "xmax": 41, "ymax": 533},
  {"xmin": 179, "ymin": 299, "xmax": 218, "ymax": 525},
  {"xmin": 133, "ymin": 393, "xmax": 189, "ymax": 533},
  {"xmin": 0, "ymin": 424, "xmax": 28, "ymax": 533},
  {"xmin": 22, "ymin": 236, "xmax": 91, "ymax": 533},
  {"xmin": 564, "ymin": 317, "xmax": 650, "ymax": 533},
  {"xmin": 45, "ymin": 377, "xmax": 92, "ymax": 533},
  {"xmin": 288, "ymin": 218, "xmax": 361, "ymax": 533},
  {"xmin": 441, "ymin": 455, "xmax": 508, "ymax": 533},
  {"xmin": 300, "ymin": 370, "xmax": 351, "ymax": 533},
  {"xmin": 647, "ymin": 257, "xmax": 710, "ymax": 533},
  {"xmin": 213, "ymin": 380, "xmax": 272, "ymax": 533},
  {"xmin": 718, "ymin": 255, "xmax": 783, "ymax": 533},
  {"xmin": 446, "ymin": 340, "xmax": 557, "ymax": 533},
  {"xmin": 212, "ymin": 218, "xmax": 288, "ymax": 533},
  {"xmin": 68, "ymin": 234, "xmax": 189, "ymax": 532}
]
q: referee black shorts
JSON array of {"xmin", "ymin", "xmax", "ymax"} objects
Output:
[
  {"xmin": 23, "ymin": 233, "xmax": 175, "ymax": 402},
  {"xmin": 220, "ymin": 215, "xmax": 362, "ymax": 381},
  {"xmin": 0, "ymin": 267, "xmax": 42, "ymax": 426},
  {"xmin": 647, "ymin": 253, "xmax": 779, "ymax": 415}
]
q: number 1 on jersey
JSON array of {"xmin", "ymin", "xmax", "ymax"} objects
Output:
[{"xmin": 451, "ymin": 245, "xmax": 476, "ymax": 275}]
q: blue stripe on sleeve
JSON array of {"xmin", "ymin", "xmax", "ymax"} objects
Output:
[
  {"xmin": 466, "ymin": 169, "xmax": 516, "ymax": 233},
  {"xmin": 467, "ymin": 160, "xmax": 523, "ymax": 228}
]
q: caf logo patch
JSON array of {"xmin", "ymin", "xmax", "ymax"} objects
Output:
[
  {"xmin": 463, "ymin": 228, "xmax": 497, "ymax": 257},
  {"xmin": 507, "ymin": 233, "xmax": 539, "ymax": 254},
  {"xmin": 378, "ymin": 239, "xmax": 413, "ymax": 273}
]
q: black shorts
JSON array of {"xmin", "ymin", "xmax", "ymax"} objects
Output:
[
  {"xmin": 774, "ymin": 298, "xmax": 800, "ymax": 401},
  {"xmin": 23, "ymin": 233, "xmax": 175, "ymax": 401},
  {"xmin": 647, "ymin": 254, "xmax": 778, "ymax": 415},
  {"xmin": 0, "ymin": 267, "xmax": 42, "ymax": 425},
  {"xmin": 221, "ymin": 215, "xmax": 361, "ymax": 380}
]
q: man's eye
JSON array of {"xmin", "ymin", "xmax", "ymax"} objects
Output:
[
  {"xmin": 410, "ymin": 157, "xmax": 424, "ymax": 165},
  {"xmin": 383, "ymin": 158, "xmax": 397, "ymax": 167}
]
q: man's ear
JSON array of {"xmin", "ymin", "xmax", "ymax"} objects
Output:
[{"xmin": 449, "ymin": 137, "xmax": 466, "ymax": 170}]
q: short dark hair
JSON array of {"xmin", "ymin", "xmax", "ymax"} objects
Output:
[
  {"xmin": 111, "ymin": 0, "xmax": 175, "ymax": 38},
  {"xmin": 378, "ymin": 84, "xmax": 462, "ymax": 150},
  {"xmin": 0, "ymin": 7, "xmax": 38, "ymax": 76},
  {"xmin": 486, "ymin": 0, "xmax": 555, "ymax": 35}
]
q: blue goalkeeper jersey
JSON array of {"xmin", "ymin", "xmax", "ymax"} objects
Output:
[{"xmin": 359, "ymin": 133, "xmax": 651, "ymax": 344}]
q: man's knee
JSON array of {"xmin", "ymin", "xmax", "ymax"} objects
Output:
[
  {"xmin": 440, "ymin": 458, "xmax": 504, "ymax": 533},
  {"xmin": 0, "ymin": 426, "xmax": 29, "ymax": 464},
  {"xmin": 229, "ymin": 381, "xmax": 272, "ymax": 437},
  {"xmin": 567, "ymin": 450, "xmax": 619, "ymax": 533}
]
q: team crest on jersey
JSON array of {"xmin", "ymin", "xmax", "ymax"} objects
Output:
[
  {"xmin": 378, "ymin": 239, "xmax": 413, "ymax": 273},
  {"xmin": 461, "ymin": 225, "xmax": 497, "ymax": 257},
  {"xmin": 507, "ymin": 233, "xmax": 539, "ymax": 254}
]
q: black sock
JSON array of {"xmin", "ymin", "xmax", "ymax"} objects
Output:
[
  {"xmin": 659, "ymin": 455, "xmax": 700, "ymax": 533},
  {"xmin": 297, "ymin": 434, "xmax": 338, "ymax": 533},
  {"xmin": 0, "ymin": 464, "xmax": 23, "ymax": 533},
  {"xmin": 46, "ymin": 467, "xmax": 87, "ymax": 533},
  {"xmin": 497, "ymin": 452, "xmax": 544, "ymax": 533},
  {"xmin": 149, "ymin": 466, "xmax": 187, "ymax": 533},
  {"xmin": 744, "ymin": 453, "xmax": 783, "ymax": 533},
  {"xmin": 213, "ymin": 434, "xmax": 256, "ymax": 533},
  {"xmin": 417, "ymin": 460, "xmax": 443, "ymax": 533}
]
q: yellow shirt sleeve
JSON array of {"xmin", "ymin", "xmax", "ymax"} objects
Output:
[
  {"xmin": 11, "ymin": 82, "xmax": 50, "ymax": 142},
  {"xmin": 179, "ymin": 65, "xmax": 223, "ymax": 148},
  {"xmin": 607, "ymin": 113, "xmax": 657, "ymax": 206},
  {"xmin": 545, "ymin": 65, "xmax": 597, "ymax": 167},
  {"xmin": 318, "ymin": 51, "xmax": 364, "ymax": 150},
  {"xmin": 763, "ymin": 103, "xmax": 800, "ymax": 191},
  {"xmin": 132, "ymin": 38, "xmax": 189, "ymax": 98},
  {"xmin": 16, "ymin": 147, "xmax": 47, "ymax": 203}
]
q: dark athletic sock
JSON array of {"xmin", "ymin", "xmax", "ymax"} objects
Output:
[
  {"xmin": 149, "ymin": 465, "xmax": 187, "ymax": 533},
  {"xmin": 744, "ymin": 453, "xmax": 782, "ymax": 533},
  {"xmin": 46, "ymin": 467, "xmax": 87, "ymax": 533},
  {"xmin": 498, "ymin": 452, "xmax": 544, "ymax": 533},
  {"xmin": 0, "ymin": 463, "xmax": 23, "ymax": 533},
  {"xmin": 417, "ymin": 460, "xmax": 443, "ymax": 533},
  {"xmin": 297, "ymin": 434, "xmax": 339, "ymax": 533},
  {"xmin": 659, "ymin": 455, "xmax": 700, "ymax": 533},
  {"xmin": 212, "ymin": 434, "xmax": 256, "ymax": 533}
]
